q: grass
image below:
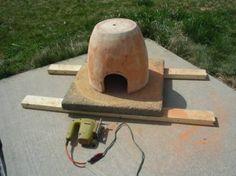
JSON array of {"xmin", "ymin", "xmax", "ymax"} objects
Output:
[{"xmin": 0, "ymin": 0, "xmax": 236, "ymax": 88}]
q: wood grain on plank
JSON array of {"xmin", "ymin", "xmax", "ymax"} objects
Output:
[
  {"xmin": 48, "ymin": 64, "xmax": 81, "ymax": 75},
  {"xmin": 21, "ymin": 95, "xmax": 216, "ymax": 126},
  {"xmin": 21, "ymin": 95, "xmax": 68, "ymax": 112},
  {"xmin": 162, "ymin": 108, "xmax": 215, "ymax": 125},
  {"xmin": 164, "ymin": 68, "xmax": 207, "ymax": 79}
]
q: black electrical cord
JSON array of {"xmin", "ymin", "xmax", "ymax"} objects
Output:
[
  {"xmin": 103, "ymin": 123, "xmax": 145, "ymax": 176},
  {"xmin": 68, "ymin": 122, "xmax": 145, "ymax": 176}
]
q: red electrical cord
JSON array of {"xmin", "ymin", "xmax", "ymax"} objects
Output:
[
  {"xmin": 64, "ymin": 123, "xmax": 145, "ymax": 176},
  {"xmin": 65, "ymin": 144, "xmax": 86, "ymax": 168}
]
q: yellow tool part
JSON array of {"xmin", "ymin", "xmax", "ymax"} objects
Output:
[
  {"xmin": 78, "ymin": 119, "xmax": 97, "ymax": 145},
  {"xmin": 66, "ymin": 118, "xmax": 97, "ymax": 145},
  {"xmin": 66, "ymin": 119, "xmax": 78, "ymax": 141}
]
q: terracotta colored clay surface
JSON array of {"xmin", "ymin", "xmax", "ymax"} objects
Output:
[
  {"xmin": 87, "ymin": 18, "xmax": 149, "ymax": 93},
  {"xmin": 62, "ymin": 59, "xmax": 163, "ymax": 116}
]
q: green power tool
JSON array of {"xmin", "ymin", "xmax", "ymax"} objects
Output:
[
  {"xmin": 65, "ymin": 121, "xmax": 145, "ymax": 175},
  {"xmin": 66, "ymin": 118, "xmax": 103, "ymax": 147}
]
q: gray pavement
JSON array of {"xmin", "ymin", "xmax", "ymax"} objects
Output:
[{"xmin": 0, "ymin": 39, "xmax": 236, "ymax": 176}]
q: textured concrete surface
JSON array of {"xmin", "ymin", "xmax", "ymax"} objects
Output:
[
  {"xmin": 62, "ymin": 60, "xmax": 163, "ymax": 116},
  {"xmin": 0, "ymin": 39, "xmax": 236, "ymax": 176}
]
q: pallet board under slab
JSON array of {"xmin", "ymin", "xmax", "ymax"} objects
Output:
[
  {"xmin": 21, "ymin": 95, "xmax": 216, "ymax": 126},
  {"xmin": 164, "ymin": 68, "xmax": 207, "ymax": 79},
  {"xmin": 48, "ymin": 64, "xmax": 207, "ymax": 80},
  {"xmin": 48, "ymin": 64, "xmax": 81, "ymax": 75}
]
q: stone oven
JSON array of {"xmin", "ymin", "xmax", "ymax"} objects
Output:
[{"xmin": 62, "ymin": 18, "xmax": 164, "ymax": 117}]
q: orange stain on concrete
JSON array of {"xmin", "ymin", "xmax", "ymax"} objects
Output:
[
  {"xmin": 178, "ymin": 126, "xmax": 200, "ymax": 141},
  {"xmin": 135, "ymin": 126, "xmax": 144, "ymax": 135},
  {"xmin": 106, "ymin": 122, "xmax": 118, "ymax": 130},
  {"xmin": 193, "ymin": 138, "xmax": 208, "ymax": 145}
]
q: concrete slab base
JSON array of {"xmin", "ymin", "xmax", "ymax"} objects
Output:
[{"xmin": 62, "ymin": 59, "xmax": 164, "ymax": 116}]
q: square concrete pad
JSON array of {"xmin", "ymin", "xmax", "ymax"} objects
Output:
[{"xmin": 62, "ymin": 59, "xmax": 164, "ymax": 116}]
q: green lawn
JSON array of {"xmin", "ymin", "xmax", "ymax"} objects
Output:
[{"xmin": 0, "ymin": 0, "xmax": 236, "ymax": 87}]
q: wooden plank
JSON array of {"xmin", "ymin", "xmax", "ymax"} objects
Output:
[
  {"xmin": 21, "ymin": 95, "xmax": 216, "ymax": 126},
  {"xmin": 162, "ymin": 108, "xmax": 215, "ymax": 125},
  {"xmin": 164, "ymin": 68, "xmax": 207, "ymax": 79},
  {"xmin": 48, "ymin": 64, "xmax": 81, "ymax": 75},
  {"xmin": 48, "ymin": 64, "xmax": 207, "ymax": 80},
  {"xmin": 21, "ymin": 95, "xmax": 69, "ymax": 113}
]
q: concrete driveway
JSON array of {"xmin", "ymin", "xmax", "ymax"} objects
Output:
[{"xmin": 0, "ymin": 39, "xmax": 235, "ymax": 176}]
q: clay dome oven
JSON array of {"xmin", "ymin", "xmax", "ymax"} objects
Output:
[{"xmin": 87, "ymin": 18, "xmax": 149, "ymax": 93}]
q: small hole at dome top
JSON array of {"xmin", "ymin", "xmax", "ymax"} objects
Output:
[{"xmin": 112, "ymin": 23, "xmax": 116, "ymax": 26}]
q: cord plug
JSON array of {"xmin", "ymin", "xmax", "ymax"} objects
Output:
[{"xmin": 88, "ymin": 153, "xmax": 104, "ymax": 164}]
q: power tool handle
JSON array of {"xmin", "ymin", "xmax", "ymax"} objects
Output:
[{"xmin": 66, "ymin": 120, "xmax": 78, "ymax": 144}]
